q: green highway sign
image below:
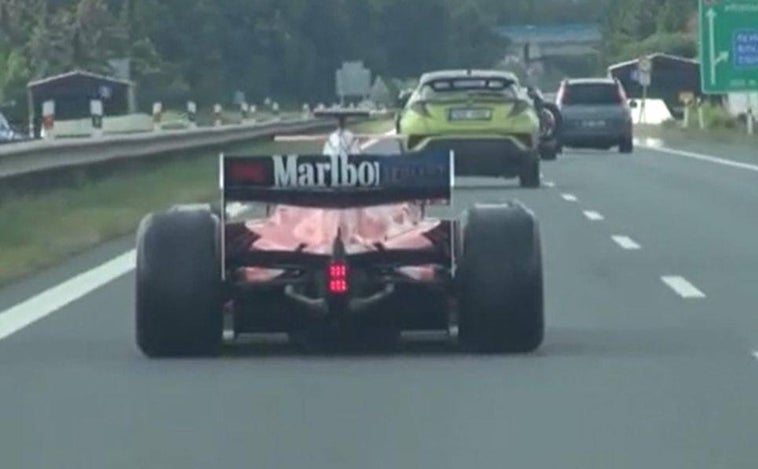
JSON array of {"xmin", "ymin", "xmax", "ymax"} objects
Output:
[{"xmin": 699, "ymin": 0, "xmax": 758, "ymax": 93}]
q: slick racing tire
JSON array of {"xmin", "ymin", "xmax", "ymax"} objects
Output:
[
  {"xmin": 457, "ymin": 203, "xmax": 544, "ymax": 353},
  {"xmin": 619, "ymin": 136, "xmax": 634, "ymax": 154},
  {"xmin": 519, "ymin": 157, "xmax": 540, "ymax": 188},
  {"xmin": 136, "ymin": 206, "xmax": 223, "ymax": 357}
]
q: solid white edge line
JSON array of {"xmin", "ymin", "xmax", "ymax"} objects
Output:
[
  {"xmin": 0, "ymin": 127, "xmax": 399, "ymax": 341},
  {"xmin": 0, "ymin": 250, "xmax": 136, "ymax": 340},
  {"xmin": 637, "ymin": 140, "xmax": 758, "ymax": 173},
  {"xmin": 661, "ymin": 276, "xmax": 706, "ymax": 299},
  {"xmin": 583, "ymin": 210, "xmax": 604, "ymax": 221},
  {"xmin": 543, "ymin": 181, "xmax": 556, "ymax": 188},
  {"xmin": 561, "ymin": 193, "xmax": 578, "ymax": 202},
  {"xmin": 611, "ymin": 235, "xmax": 641, "ymax": 250}
]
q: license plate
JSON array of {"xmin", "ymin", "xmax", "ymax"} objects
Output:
[
  {"xmin": 582, "ymin": 120, "xmax": 606, "ymax": 128},
  {"xmin": 449, "ymin": 108, "xmax": 492, "ymax": 121}
]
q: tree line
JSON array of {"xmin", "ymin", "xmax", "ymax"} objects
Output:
[{"xmin": 0, "ymin": 0, "xmax": 698, "ymax": 121}]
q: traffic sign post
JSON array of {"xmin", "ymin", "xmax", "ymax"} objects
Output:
[
  {"xmin": 748, "ymin": 93, "xmax": 755, "ymax": 135},
  {"xmin": 679, "ymin": 91, "xmax": 696, "ymax": 128},
  {"xmin": 637, "ymin": 56, "xmax": 652, "ymax": 124}
]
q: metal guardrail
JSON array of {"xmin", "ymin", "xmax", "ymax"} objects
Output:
[{"xmin": 0, "ymin": 116, "xmax": 332, "ymax": 180}]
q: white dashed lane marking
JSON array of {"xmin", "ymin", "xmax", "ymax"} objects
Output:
[
  {"xmin": 583, "ymin": 210, "xmax": 604, "ymax": 221},
  {"xmin": 661, "ymin": 276, "xmax": 706, "ymax": 299},
  {"xmin": 611, "ymin": 235, "xmax": 641, "ymax": 250},
  {"xmin": 561, "ymin": 193, "xmax": 578, "ymax": 202},
  {"xmin": 543, "ymin": 181, "xmax": 556, "ymax": 188}
]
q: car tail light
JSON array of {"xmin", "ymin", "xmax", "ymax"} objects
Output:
[
  {"xmin": 410, "ymin": 101, "xmax": 431, "ymax": 117},
  {"xmin": 327, "ymin": 260, "xmax": 348, "ymax": 295},
  {"xmin": 556, "ymin": 85, "xmax": 567, "ymax": 106}
]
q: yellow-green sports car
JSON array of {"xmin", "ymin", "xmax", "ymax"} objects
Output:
[{"xmin": 396, "ymin": 69, "xmax": 541, "ymax": 188}]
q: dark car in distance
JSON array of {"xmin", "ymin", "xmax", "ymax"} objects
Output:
[{"xmin": 556, "ymin": 78, "xmax": 635, "ymax": 153}]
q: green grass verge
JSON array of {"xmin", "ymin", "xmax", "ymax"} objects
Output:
[
  {"xmin": 0, "ymin": 118, "xmax": 392, "ymax": 286},
  {"xmin": 635, "ymin": 123, "xmax": 758, "ymax": 154},
  {"xmin": 637, "ymin": 101, "xmax": 757, "ymax": 148}
]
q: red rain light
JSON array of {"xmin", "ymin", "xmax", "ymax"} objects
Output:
[
  {"xmin": 329, "ymin": 279, "xmax": 348, "ymax": 294},
  {"xmin": 230, "ymin": 162, "xmax": 265, "ymax": 183},
  {"xmin": 327, "ymin": 261, "xmax": 348, "ymax": 294}
]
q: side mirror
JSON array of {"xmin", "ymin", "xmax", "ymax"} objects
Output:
[{"xmin": 629, "ymin": 100, "xmax": 638, "ymax": 109}]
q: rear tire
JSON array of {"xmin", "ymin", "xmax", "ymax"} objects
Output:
[
  {"xmin": 457, "ymin": 203, "xmax": 544, "ymax": 353},
  {"xmin": 542, "ymin": 103, "xmax": 563, "ymax": 155},
  {"xmin": 619, "ymin": 136, "xmax": 633, "ymax": 153},
  {"xmin": 519, "ymin": 157, "xmax": 540, "ymax": 188},
  {"xmin": 539, "ymin": 144, "xmax": 557, "ymax": 161},
  {"xmin": 136, "ymin": 207, "xmax": 223, "ymax": 357}
]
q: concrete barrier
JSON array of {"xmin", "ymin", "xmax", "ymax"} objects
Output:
[{"xmin": 0, "ymin": 117, "xmax": 332, "ymax": 180}]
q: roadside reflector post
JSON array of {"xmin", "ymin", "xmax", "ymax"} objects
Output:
[
  {"xmin": 187, "ymin": 101, "xmax": 197, "ymax": 129},
  {"xmin": 42, "ymin": 100, "xmax": 55, "ymax": 140},
  {"xmin": 152, "ymin": 102, "xmax": 162, "ymax": 131},
  {"xmin": 747, "ymin": 93, "xmax": 754, "ymax": 136},
  {"xmin": 302, "ymin": 103, "xmax": 311, "ymax": 119},
  {"xmin": 249, "ymin": 104, "xmax": 257, "ymax": 123},
  {"xmin": 90, "ymin": 99, "xmax": 103, "ymax": 138},
  {"xmin": 241, "ymin": 102, "xmax": 249, "ymax": 123},
  {"xmin": 748, "ymin": 108, "xmax": 754, "ymax": 135},
  {"xmin": 678, "ymin": 92, "xmax": 694, "ymax": 129},
  {"xmin": 214, "ymin": 104, "xmax": 223, "ymax": 127},
  {"xmin": 272, "ymin": 101, "xmax": 280, "ymax": 115}
]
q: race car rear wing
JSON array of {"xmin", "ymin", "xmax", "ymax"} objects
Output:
[{"xmin": 220, "ymin": 150, "xmax": 454, "ymax": 208}]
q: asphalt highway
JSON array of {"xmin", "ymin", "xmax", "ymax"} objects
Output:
[{"xmin": 1, "ymin": 136, "xmax": 757, "ymax": 468}]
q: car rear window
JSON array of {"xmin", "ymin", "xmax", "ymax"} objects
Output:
[
  {"xmin": 561, "ymin": 83, "xmax": 622, "ymax": 105},
  {"xmin": 419, "ymin": 78, "xmax": 518, "ymax": 100}
]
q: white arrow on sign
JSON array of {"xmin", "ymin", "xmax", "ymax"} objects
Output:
[{"xmin": 707, "ymin": 7, "xmax": 730, "ymax": 85}]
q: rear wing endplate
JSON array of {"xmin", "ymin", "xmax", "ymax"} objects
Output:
[{"xmin": 220, "ymin": 150, "xmax": 453, "ymax": 208}]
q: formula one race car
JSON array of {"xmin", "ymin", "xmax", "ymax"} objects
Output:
[
  {"xmin": 135, "ymin": 110, "xmax": 544, "ymax": 357},
  {"xmin": 395, "ymin": 69, "xmax": 542, "ymax": 187}
]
